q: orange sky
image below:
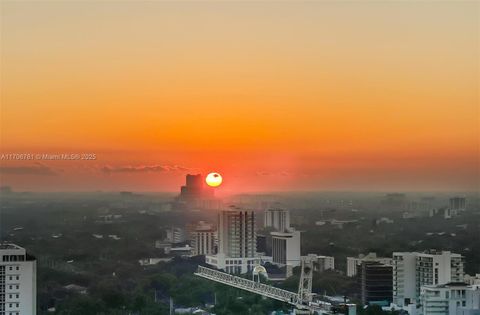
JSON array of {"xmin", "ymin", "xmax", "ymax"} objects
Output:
[{"xmin": 0, "ymin": 1, "xmax": 479, "ymax": 192}]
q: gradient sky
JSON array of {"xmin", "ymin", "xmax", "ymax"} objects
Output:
[{"xmin": 0, "ymin": 1, "xmax": 479, "ymax": 193}]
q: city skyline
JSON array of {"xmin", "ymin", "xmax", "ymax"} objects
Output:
[
  {"xmin": 0, "ymin": 2, "xmax": 479, "ymax": 314},
  {"xmin": 1, "ymin": 1, "xmax": 478, "ymax": 192}
]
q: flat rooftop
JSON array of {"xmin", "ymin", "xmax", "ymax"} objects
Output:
[{"xmin": 0, "ymin": 243, "xmax": 23, "ymax": 250}]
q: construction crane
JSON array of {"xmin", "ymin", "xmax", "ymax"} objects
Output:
[
  {"xmin": 194, "ymin": 256, "xmax": 332, "ymax": 314},
  {"xmin": 297, "ymin": 257, "xmax": 314, "ymax": 307}
]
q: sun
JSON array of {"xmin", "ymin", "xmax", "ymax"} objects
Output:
[{"xmin": 206, "ymin": 172, "xmax": 223, "ymax": 187}]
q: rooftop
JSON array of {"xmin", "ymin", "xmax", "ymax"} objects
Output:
[
  {"xmin": 424, "ymin": 282, "xmax": 469, "ymax": 289},
  {"xmin": 0, "ymin": 243, "xmax": 23, "ymax": 250}
]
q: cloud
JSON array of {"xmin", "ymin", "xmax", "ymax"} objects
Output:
[
  {"xmin": 256, "ymin": 170, "xmax": 291, "ymax": 177},
  {"xmin": 101, "ymin": 164, "xmax": 193, "ymax": 174},
  {"xmin": 0, "ymin": 163, "xmax": 57, "ymax": 176}
]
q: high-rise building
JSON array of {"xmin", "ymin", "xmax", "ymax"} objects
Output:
[
  {"xmin": 0, "ymin": 244, "xmax": 36, "ymax": 315},
  {"xmin": 393, "ymin": 251, "xmax": 465, "ymax": 306},
  {"xmin": 181, "ymin": 174, "xmax": 208, "ymax": 199},
  {"xmin": 264, "ymin": 208, "xmax": 290, "ymax": 232},
  {"xmin": 190, "ymin": 222, "xmax": 217, "ymax": 256},
  {"xmin": 175, "ymin": 174, "xmax": 216, "ymax": 210},
  {"xmin": 271, "ymin": 229, "xmax": 301, "ymax": 267},
  {"xmin": 347, "ymin": 253, "xmax": 393, "ymax": 277},
  {"xmin": 205, "ymin": 208, "xmax": 259, "ymax": 274},
  {"xmin": 360, "ymin": 261, "xmax": 393, "ymax": 305},
  {"xmin": 420, "ymin": 282, "xmax": 480, "ymax": 315},
  {"xmin": 393, "ymin": 252, "xmax": 417, "ymax": 307},
  {"xmin": 450, "ymin": 197, "xmax": 466, "ymax": 212},
  {"xmin": 217, "ymin": 209, "xmax": 256, "ymax": 258}
]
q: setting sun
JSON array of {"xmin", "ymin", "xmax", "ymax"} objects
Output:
[{"xmin": 206, "ymin": 172, "xmax": 223, "ymax": 187}]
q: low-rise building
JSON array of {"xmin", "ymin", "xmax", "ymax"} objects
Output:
[
  {"xmin": 305, "ymin": 254, "xmax": 335, "ymax": 272},
  {"xmin": 166, "ymin": 227, "xmax": 187, "ymax": 244},
  {"xmin": 464, "ymin": 274, "xmax": 480, "ymax": 286},
  {"xmin": 420, "ymin": 282, "xmax": 477, "ymax": 315}
]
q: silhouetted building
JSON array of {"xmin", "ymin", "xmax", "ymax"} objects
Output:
[
  {"xmin": 179, "ymin": 174, "xmax": 213, "ymax": 200},
  {"xmin": 175, "ymin": 174, "xmax": 216, "ymax": 210},
  {"xmin": 360, "ymin": 261, "xmax": 393, "ymax": 306}
]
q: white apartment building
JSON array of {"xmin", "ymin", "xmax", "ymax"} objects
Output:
[
  {"xmin": 464, "ymin": 274, "xmax": 480, "ymax": 286},
  {"xmin": 0, "ymin": 244, "xmax": 36, "ymax": 315},
  {"xmin": 166, "ymin": 227, "xmax": 187, "ymax": 244},
  {"xmin": 393, "ymin": 251, "xmax": 464, "ymax": 307},
  {"xmin": 191, "ymin": 226, "xmax": 216, "ymax": 256},
  {"xmin": 347, "ymin": 253, "xmax": 393, "ymax": 277},
  {"xmin": 421, "ymin": 283, "xmax": 467, "ymax": 315},
  {"xmin": 264, "ymin": 208, "xmax": 290, "ymax": 232},
  {"xmin": 393, "ymin": 252, "xmax": 418, "ymax": 307},
  {"xmin": 460, "ymin": 285, "xmax": 480, "ymax": 315},
  {"xmin": 206, "ymin": 209, "xmax": 258, "ymax": 274},
  {"xmin": 306, "ymin": 254, "xmax": 335, "ymax": 272},
  {"xmin": 420, "ymin": 283, "xmax": 480, "ymax": 315},
  {"xmin": 271, "ymin": 229, "xmax": 301, "ymax": 267}
]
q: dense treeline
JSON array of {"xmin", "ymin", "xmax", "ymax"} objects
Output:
[{"xmin": 0, "ymin": 192, "xmax": 478, "ymax": 314}]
